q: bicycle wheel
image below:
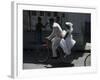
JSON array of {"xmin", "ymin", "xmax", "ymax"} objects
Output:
[
  {"xmin": 37, "ymin": 46, "xmax": 50, "ymax": 63},
  {"xmin": 84, "ymin": 54, "xmax": 91, "ymax": 66}
]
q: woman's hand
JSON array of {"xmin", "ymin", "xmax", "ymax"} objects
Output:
[{"xmin": 45, "ymin": 37, "xmax": 49, "ymax": 40}]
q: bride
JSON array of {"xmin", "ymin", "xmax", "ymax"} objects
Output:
[{"xmin": 60, "ymin": 22, "xmax": 76, "ymax": 58}]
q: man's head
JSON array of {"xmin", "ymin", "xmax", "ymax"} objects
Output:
[
  {"xmin": 53, "ymin": 22, "xmax": 60, "ymax": 28},
  {"xmin": 49, "ymin": 18, "xmax": 54, "ymax": 29},
  {"xmin": 55, "ymin": 16, "xmax": 60, "ymax": 22},
  {"xmin": 49, "ymin": 18, "xmax": 54, "ymax": 24}
]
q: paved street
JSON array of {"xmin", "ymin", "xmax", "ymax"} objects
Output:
[
  {"xmin": 23, "ymin": 32, "xmax": 91, "ymax": 69},
  {"xmin": 23, "ymin": 46, "xmax": 91, "ymax": 69},
  {"xmin": 23, "ymin": 52, "xmax": 90, "ymax": 69}
]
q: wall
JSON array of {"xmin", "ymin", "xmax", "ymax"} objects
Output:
[
  {"xmin": 0, "ymin": 0, "xmax": 100, "ymax": 80},
  {"xmin": 23, "ymin": 11, "xmax": 91, "ymax": 50}
]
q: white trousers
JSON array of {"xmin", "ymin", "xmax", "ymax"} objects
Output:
[{"xmin": 51, "ymin": 37, "xmax": 61, "ymax": 57}]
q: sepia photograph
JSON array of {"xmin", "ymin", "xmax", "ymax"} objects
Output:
[{"xmin": 23, "ymin": 10, "xmax": 91, "ymax": 69}]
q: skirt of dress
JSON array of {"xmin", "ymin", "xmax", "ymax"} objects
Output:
[{"xmin": 60, "ymin": 35, "xmax": 76, "ymax": 55}]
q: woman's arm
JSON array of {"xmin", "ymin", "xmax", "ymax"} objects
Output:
[{"xmin": 69, "ymin": 26, "xmax": 73, "ymax": 33}]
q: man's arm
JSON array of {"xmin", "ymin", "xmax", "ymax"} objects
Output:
[{"xmin": 47, "ymin": 27, "xmax": 57, "ymax": 40}]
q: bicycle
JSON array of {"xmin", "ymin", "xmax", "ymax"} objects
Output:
[{"xmin": 36, "ymin": 38, "xmax": 51, "ymax": 63}]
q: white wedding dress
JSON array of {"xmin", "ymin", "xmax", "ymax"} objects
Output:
[{"xmin": 60, "ymin": 30, "xmax": 76, "ymax": 56}]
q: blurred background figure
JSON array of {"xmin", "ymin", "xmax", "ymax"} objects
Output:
[{"xmin": 35, "ymin": 17, "xmax": 46, "ymax": 44}]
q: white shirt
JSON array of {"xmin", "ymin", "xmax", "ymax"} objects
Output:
[{"xmin": 48, "ymin": 22, "xmax": 63, "ymax": 40}]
